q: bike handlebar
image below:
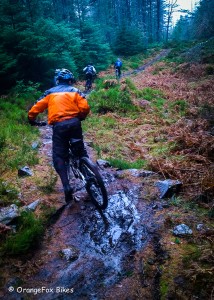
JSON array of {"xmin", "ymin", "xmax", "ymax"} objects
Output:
[{"xmin": 29, "ymin": 120, "xmax": 47, "ymax": 126}]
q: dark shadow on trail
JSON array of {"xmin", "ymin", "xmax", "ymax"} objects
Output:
[{"xmin": 47, "ymin": 204, "xmax": 66, "ymax": 225}]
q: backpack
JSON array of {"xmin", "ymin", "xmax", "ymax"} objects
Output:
[
  {"xmin": 115, "ymin": 60, "xmax": 122, "ymax": 67},
  {"xmin": 86, "ymin": 66, "xmax": 95, "ymax": 75}
]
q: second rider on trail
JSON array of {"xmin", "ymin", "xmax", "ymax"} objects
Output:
[
  {"xmin": 28, "ymin": 69, "xmax": 90, "ymax": 204},
  {"xmin": 83, "ymin": 63, "xmax": 96, "ymax": 91}
]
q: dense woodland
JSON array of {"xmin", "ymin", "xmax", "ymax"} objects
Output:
[{"xmin": 0, "ymin": 0, "xmax": 213, "ymax": 91}]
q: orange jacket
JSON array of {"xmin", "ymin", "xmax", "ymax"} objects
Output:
[{"xmin": 28, "ymin": 85, "xmax": 90, "ymax": 125}]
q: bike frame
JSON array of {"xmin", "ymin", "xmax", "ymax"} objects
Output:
[{"xmin": 68, "ymin": 139, "xmax": 108, "ymax": 209}]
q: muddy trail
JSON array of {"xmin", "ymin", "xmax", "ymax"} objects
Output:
[{"xmin": 2, "ymin": 126, "xmax": 168, "ymax": 300}]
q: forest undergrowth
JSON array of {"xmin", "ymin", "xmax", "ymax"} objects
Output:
[{"xmin": 86, "ymin": 59, "xmax": 214, "ymax": 206}]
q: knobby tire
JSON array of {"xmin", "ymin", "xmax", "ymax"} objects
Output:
[
  {"xmin": 115, "ymin": 68, "xmax": 121, "ymax": 80},
  {"xmin": 85, "ymin": 79, "xmax": 92, "ymax": 92},
  {"xmin": 80, "ymin": 157, "xmax": 108, "ymax": 210}
]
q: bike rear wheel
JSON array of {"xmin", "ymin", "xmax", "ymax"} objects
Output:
[
  {"xmin": 85, "ymin": 79, "xmax": 92, "ymax": 91},
  {"xmin": 80, "ymin": 157, "xmax": 108, "ymax": 210},
  {"xmin": 115, "ymin": 68, "xmax": 120, "ymax": 80}
]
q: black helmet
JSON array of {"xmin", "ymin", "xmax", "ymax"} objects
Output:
[{"xmin": 55, "ymin": 68, "xmax": 74, "ymax": 82}]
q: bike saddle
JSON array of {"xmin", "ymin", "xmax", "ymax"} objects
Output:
[{"xmin": 69, "ymin": 138, "xmax": 82, "ymax": 145}]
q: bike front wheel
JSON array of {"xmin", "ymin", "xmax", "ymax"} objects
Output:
[{"xmin": 80, "ymin": 157, "xmax": 108, "ymax": 210}]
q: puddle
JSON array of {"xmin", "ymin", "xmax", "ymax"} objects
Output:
[{"xmin": 80, "ymin": 189, "xmax": 146, "ymax": 257}]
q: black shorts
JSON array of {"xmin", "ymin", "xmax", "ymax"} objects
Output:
[{"xmin": 52, "ymin": 118, "xmax": 84, "ymax": 162}]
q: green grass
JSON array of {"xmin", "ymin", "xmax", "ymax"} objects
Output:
[
  {"xmin": 140, "ymin": 87, "xmax": 164, "ymax": 100},
  {"xmin": 107, "ymin": 158, "xmax": 147, "ymax": 170},
  {"xmin": 88, "ymin": 85, "xmax": 140, "ymax": 114},
  {"xmin": 168, "ymin": 196, "xmax": 183, "ymax": 207},
  {"xmin": 91, "ymin": 78, "xmax": 167, "ymax": 115},
  {"xmin": 160, "ymin": 279, "xmax": 169, "ymax": 299},
  {"xmin": 121, "ymin": 47, "xmax": 162, "ymax": 70},
  {"xmin": 169, "ymin": 100, "xmax": 188, "ymax": 116},
  {"xmin": 0, "ymin": 179, "xmax": 20, "ymax": 206},
  {"xmin": 150, "ymin": 142, "xmax": 177, "ymax": 157},
  {"xmin": 0, "ymin": 91, "xmax": 41, "ymax": 172},
  {"xmin": 182, "ymin": 244, "xmax": 202, "ymax": 265},
  {"xmin": 1, "ymin": 211, "xmax": 44, "ymax": 255},
  {"xmin": 0, "ymin": 85, "xmax": 47, "ymax": 258},
  {"xmin": 37, "ymin": 168, "xmax": 58, "ymax": 194}
]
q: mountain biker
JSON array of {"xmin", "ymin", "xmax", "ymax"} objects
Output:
[
  {"xmin": 53, "ymin": 69, "xmax": 60, "ymax": 86},
  {"xmin": 28, "ymin": 68, "xmax": 90, "ymax": 204},
  {"xmin": 114, "ymin": 58, "xmax": 122, "ymax": 78},
  {"xmin": 83, "ymin": 63, "xmax": 96, "ymax": 88}
]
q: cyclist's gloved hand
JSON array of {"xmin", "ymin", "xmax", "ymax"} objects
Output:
[
  {"xmin": 28, "ymin": 118, "xmax": 37, "ymax": 126},
  {"xmin": 28, "ymin": 118, "xmax": 47, "ymax": 126}
]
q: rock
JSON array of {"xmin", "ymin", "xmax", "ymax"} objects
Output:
[
  {"xmin": 116, "ymin": 169, "xmax": 155, "ymax": 178},
  {"xmin": 31, "ymin": 142, "xmax": 39, "ymax": 149},
  {"xmin": 0, "ymin": 201, "xmax": 39, "ymax": 225},
  {"xmin": 174, "ymin": 275, "xmax": 186, "ymax": 287},
  {"xmin": 128, "ymin": 169, "xmax": 155, "ymax": 178},
  {"xmin": 18, "ymin": 166, "xmax": 33, "ymax": 177},
  {"xmin": 0, "ymin": 204, "xmax": 20, "ymax": 224},
  {"xmin": 97, "ymin": 159, "xmax": 111, "ymax": 168},
  {"xmin": 59, "ymin": 247, "xmax": 79, "ymax": 261},
  {"xmin": 22, "ymin": 200, "xmax": 40, "ymax": 212},
  {"xmin": 139, "ymin": 170, "xmax": 155, "ymax": 177},
  {"xmin": 196, "ymin": 223, "xmax": 204, "ymax": 231},
  {"xmin": 155, "ymin": 179, "xmax": 182, "ymax": 198},
  {"xmin": 138, "ymin": 99, "xmax": 152, "ymax": 108},
  {"xmin": 173, "ymin": 224, "xmax": 193, "ymax": 236}
]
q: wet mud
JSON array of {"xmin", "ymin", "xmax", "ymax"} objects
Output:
[{"xmin": 21, "ymin": 177, "xmax": 162, "ymax": 299}]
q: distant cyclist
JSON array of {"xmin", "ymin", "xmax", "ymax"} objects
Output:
[
  {"xmin": 114, "ymin": 58, "xmax": 122, "ymax": 79},
  {"xmin": 83, "ymin": 63, "xmax": 96, "ymax": 90}
]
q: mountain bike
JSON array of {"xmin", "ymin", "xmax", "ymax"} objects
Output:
[
  {"xmin": 32, "ymin": 122, "xmax": 108, "ymax": 210},
  {"xmin": 67, "ymin": 138, "xmax": 108, "ymax": 210},
  {"xmin": 115, "ymin": 67, "xmax": 121, "ymax": 80},
  {"xmin": 85, "ymin": 78, "xmax": 92, "ymax": 92}
]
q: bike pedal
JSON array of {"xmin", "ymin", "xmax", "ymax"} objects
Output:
[{"xmin": 73, "ymin": 195, "xmax": 80, "ymax": 202}]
